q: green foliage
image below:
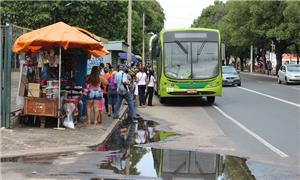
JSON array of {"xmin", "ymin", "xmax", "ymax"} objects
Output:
[
  {"xmin": 191, "ymin": 0, "xmax": 226, "ymax": 29},
  {"xmin": 191, "ymin": 0, "xmax": 300, "ymax": 70},
  {"xmin": 1, "ymin": 0, "xmax": 165, "ymax": 56}
]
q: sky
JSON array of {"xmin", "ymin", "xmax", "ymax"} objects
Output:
[{"xmin": 157, "ymin": 0, "xmax": 216, "ymax": 29}]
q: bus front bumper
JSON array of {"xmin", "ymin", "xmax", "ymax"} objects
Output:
[{"xmin": 161, "ymin": 86, "xmax": 222, "ymax": 97}]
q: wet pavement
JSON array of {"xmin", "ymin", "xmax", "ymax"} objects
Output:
[
  {"xmin": 2, "ymin": 118, "xmax": 298, "ymax": 180},
  {"xmin": 1, "ymin": 112, "xmax": 122, "ymax": 158}
]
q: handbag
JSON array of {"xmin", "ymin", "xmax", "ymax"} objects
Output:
[
  {"xmin": 117, "ymin": 73, "xmax": 128, "ymax": 95},
  {"xmin": 117, "ymin": 84, "xmax": 127, "ymax": 95}
]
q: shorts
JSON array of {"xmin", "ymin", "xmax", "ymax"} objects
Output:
[{"xmin": 86, "ymin": 90, "xmax": 103, "ymax": 100}]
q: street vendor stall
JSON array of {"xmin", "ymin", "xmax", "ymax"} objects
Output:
[{"xmin": 12, "ymin": 22, "xmax": 109, "ymax": 128}]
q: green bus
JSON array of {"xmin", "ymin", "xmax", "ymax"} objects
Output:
[{"xmin": 150, "ymin": 28, "xmax": 222, "ymax": 104}]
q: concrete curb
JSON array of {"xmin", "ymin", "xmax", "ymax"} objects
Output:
[
  {"xmin": 240, "ymin": 72, "xmax": 277, "ymax": 79},
  {"xmin": 0, "ymin": 106, "xmax": 128, "ymax": 158}
]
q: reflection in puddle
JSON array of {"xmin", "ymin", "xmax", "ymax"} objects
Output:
[
  {"xmin": 2, "ymin": 118, "xmax": 297, "ymax": 179},
  {"xmin": 93, "ymin": 118, "xmax": 254, "ymax": 180}
]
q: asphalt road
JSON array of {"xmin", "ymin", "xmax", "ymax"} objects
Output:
[
  {"xmin": 211, "ymin": 73, "xmax": 300, "ymax": 172},
  {"xmin": 3, "ymin": 72, "xmax": 299, "ymax": 179},
  {"xmin": 138, "ymin": 73, "xmax": 300, "ymax": 178}
]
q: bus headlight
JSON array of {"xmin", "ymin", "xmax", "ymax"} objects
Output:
[
  {"xmin": 208, "ymin": 81, "xmax": 219, "ymax": 87},
  {"xmin": 166, "ymin": 87, "xmax": 174, "ymax": 92}
]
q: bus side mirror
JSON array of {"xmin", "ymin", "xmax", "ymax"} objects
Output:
[
  {"xmin": 151, "ymin": 37, "xmax": 160, "ymax": 58},
  {"xmin": 155, "ymin": 47, "xmax": 161, "ymax": 58},
  {"xmin": 152, "ymin": 45, "xmax": 160, "ymax": 58}
]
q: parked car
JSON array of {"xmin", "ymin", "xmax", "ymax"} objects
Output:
[
  {"xmin": 222, "ymin": 66, "xmax": 241, "ymax": 86},
  {"xmin": 277, "ymin": 64, "xmax": 300, "ymax": 84}
]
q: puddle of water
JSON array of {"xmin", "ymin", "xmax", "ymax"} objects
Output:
[
  {"xmin": 91, "ymin": 118, "xmax": 255, "ymax": 180},
  {"xmin": 2, "ymin": 118, "xmax": 299, "ymax": 180}
]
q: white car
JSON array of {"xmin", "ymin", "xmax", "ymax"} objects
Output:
[{"xmin": 277, "ymin": 64, "xmax": 300, "ymax": 84}]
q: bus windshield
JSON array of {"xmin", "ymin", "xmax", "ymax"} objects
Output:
[{"xmin": 164, "ymin": 41, "xmax": 219, "ymax": 79}]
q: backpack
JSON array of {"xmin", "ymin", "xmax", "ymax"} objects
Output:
[{"xmin": 108, "ymin": 76, "xmax": 117, "ymax": 90}]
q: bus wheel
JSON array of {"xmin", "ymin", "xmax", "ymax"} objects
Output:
[
  {"xmin": 159, "ymin": 97, "xmax": 166, "ymax": 104},
  {"xmin": 207, "ymin": 96, "xmax": 215, "ymax": 104}
]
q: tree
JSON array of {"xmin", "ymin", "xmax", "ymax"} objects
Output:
[
  {"xmin": 283, "ymin": 1, "xmax": 300, "ymax": 64},
  {"xmin": 249, "ymin": 1, "xmax": 297, "ymax": 73},
  {"xmin": 0, "ymin": 0, "xmax": 165, "ymax": 56},
  {"xmin": 191, "ymin": 1, "xmax": 300, "ymax": 73},
  {"xmin": 192, "ymin": 1, "xmax": 250, "ymax": 70},
  {"xmin": 191, "ymin": 0, "xmax": 226, "ymax": 29}
]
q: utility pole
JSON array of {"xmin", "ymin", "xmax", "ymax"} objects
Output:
[
  {"xmin": 142, "ymin": 12, "xmax": 145, "ymax": 67},
  {"xmin": 127, "ymin": 0, "xmax": 132, "ymax": 65}
]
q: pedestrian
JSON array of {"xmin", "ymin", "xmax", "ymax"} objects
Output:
[
  {"xmin": 136, "ymin": 67, "xmax": 148, "ymax": 107},
  {"xmin": 97, "ymin": 68, "xmax": 108, "ymax": 124},
  {"xmin": 145, "ymin": 70, "xmax": 155, "ymax": 106},
  {"xmin": 113, "ymin": 65, "xmax": 137, "ymax": 120},
  {"xmin": 267, "ymin": 61, "xmax": 272, "ymax": 75},
  {"xmin": 99, "ymin": 63, "xmax": 105, "ymax": 75},
  {"xmin": 102, "ymin": 67, "xmax": 111, "ymax": 114},
  {"xmin": 83, "ymin": 66, "xmax": 103, "ymax": 126},
  {"xmin": 107, "ymin": 71, "xmax": 118, "ymax": 117}
]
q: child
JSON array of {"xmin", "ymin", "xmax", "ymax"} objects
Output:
[{"xmin": 97, "ymin": 98, "xmax": 105, "ymax": 124}]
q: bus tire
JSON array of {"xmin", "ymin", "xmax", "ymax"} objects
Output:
[
  {"xmin": 159, "ymin": 97, "xmax": 166, "ymax": 104},
  {"xmin": 207, "ymin": 96, "xmax": 215, "ymax": 104}
]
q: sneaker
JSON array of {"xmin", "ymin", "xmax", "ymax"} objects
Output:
[{"xmin": 133, "ymin": 116, "xmax": 142, "ymax": 121}]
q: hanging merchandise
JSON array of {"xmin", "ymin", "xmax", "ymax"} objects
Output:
[
  {"xmin": 12, "ymin": 22, "xmax": 109, "ymax": 128},
  {"xmin": 26, "ymin": 55, "xmax": 38, "ymax": 83}
]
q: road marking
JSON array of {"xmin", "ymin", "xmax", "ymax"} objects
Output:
[
  {"xmin": 238, "ymin": 87, "xmax": 300, "ymax": 108},
  {"xmin": 213, "ymin": 105, "xmax": 289, "ymax": 158}
]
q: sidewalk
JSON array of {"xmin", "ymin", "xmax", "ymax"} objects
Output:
[
  {"xmin": 0, "ymin": 107, "xmax": 127, "ymax": 158},
  {"xmin": 240, "ymin": 71, "xmax": 277, "ymax": 79}
]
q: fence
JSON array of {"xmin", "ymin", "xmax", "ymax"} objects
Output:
[
  {"xmin": 11, "ymin": 24, "xmax": 32, "ymax": 70},
  {"xmin": 0, "ymin": 23, "xmax": 31, "ymax": 128}
]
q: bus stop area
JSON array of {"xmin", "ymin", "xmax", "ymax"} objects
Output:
[
  {"xmin": 0, "ymin": 22, "xmax": 129, "ymax": 159},
  {"xmin": 1, "ymin": 106, "xmax": 127, "ymax": 158}
]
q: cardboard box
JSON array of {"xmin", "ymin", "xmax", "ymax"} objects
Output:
[{"xmin": 28, "ymin": 83, "xmax": 40, "ymax": 97}]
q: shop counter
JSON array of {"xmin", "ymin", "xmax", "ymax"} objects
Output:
[{"xmin": 24, "ymin": 97, "xmax": 58, "ymax": 117}]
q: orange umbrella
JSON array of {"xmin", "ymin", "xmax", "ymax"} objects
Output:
[{"xmin": 12, "ymin": 22, "xmax": 109, "ymax": 57}]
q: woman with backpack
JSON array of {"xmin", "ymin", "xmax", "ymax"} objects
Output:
[{"xmin": 107, "ymin": 71, "xmax": 118, "ymax": 117}]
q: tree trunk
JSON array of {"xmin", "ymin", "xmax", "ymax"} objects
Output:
[
  {"xmin": 262, "ymin": 48, "xmax": 267, "ymax": 72},
  {"xmin": 240, "ymin": 57, "xmax": 244, "ymax": 71},
  {"xmin": 275, "ymin": 49, "xmax": 283, "ymax": 75},
  {"xmin": 296, "ymin": 44, "xmax": 299, "ymax": 64}
]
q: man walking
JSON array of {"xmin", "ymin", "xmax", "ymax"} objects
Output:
[{"xmin": 113, "ymin": 65, "xmax": 137, "ymax": 120}]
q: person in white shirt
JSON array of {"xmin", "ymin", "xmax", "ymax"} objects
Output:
[
  {"xmin": 135, "ymin": 68, "xmax": 147, "ymax": 107},
  {"xmin": 145, "ymin": 70, "xmax": 156, "ymax": 106}
]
